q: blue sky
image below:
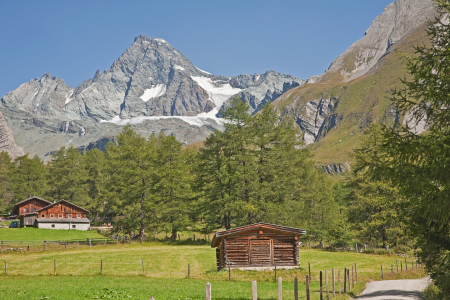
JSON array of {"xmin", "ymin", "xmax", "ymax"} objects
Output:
[{"xmin": 0, "ymin": 0, "xmax": 394, "ymax": 97}]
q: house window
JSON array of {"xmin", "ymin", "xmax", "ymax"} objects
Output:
[
  {"xmin": 23, "ymin": 208, "xmax": 27, "ymax": 213},
  {"xmin": 77, "ymin": 214, "xmax": 81, "ymax": 218},
  {"xmin": 51, "ymin": 224, "xmax": 55, "ymax": 228},
  {"xmin": 41, "ymin": 214, "xmax": 45, "ymax": 218},
  {"xmin": 33, "ymin": 207, "xmax": 37, "ymax": 212},
  {"xmin": 58, "ymin": 214, "xmax": 63, "ymax": 218},
  {"xmin": 72, "ymin": 225, "xmax": 76, "ymax": 229},
  {"xmin": 67, "ymin": 214, "xmax": 72, "ymax": 218},
  {"xmin": 50, "ymin": 214, "xmax": 54, "ymax": 218}
]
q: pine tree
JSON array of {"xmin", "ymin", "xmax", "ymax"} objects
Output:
[
  {"xmin": 84, "ymin": 148, "xmax": 109, "ymax": 221},
  {"xmin": 12, "ymin": 154, "xmax": 49, "ymax": 202},
  {"xmin": 107, "ymin": 125, "xmax": 157, "ymax": 240},
  {"xmin": 354, "ymin": 1, "xmax": 450, "ymax": 295},
  {"xmin": 152, "ymin": 131, "xmax": 194, "ymax": 239},
  {"xmin": 0, "ymin": 152, "xmax": 13, "ymax": 213}
]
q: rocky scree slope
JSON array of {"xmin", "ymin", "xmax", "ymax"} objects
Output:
[{"xmin": 0, "ymin": 35, "xmax": 304, "ymax": 159}]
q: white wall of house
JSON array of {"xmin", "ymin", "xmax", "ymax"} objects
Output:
[{"xmin": 36, "ymin": 222, "xmax": 90, "ymax": 230}]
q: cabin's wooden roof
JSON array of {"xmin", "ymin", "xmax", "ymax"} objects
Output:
[
  {"xmin": 211, "ymin": 222, "xmax": 306, "ymax": 248},
  {"xmin": 36, "ymin": 199, "xmax": 90, "ymax": 213},
  {"xmin": 12, "ymin": 196, "xmax": 52, "ymax": 215}
]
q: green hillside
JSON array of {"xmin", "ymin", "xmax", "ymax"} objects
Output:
[{"xmin": 272, "ymin": 23, "xmax": 429, "ymax": 167}]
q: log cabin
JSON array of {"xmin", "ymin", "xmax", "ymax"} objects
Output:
[
  {"xmin": 11, "ymin": 197, "xmax": 90, "ymax": 230},
  {"xmin": 211, "ymin": 222, "xmax": 306, "ymax": 270}
]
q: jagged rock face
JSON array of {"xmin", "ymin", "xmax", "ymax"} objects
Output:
[
  {"xmin": 0, "ymin": 111, "xmax": 24, "ymax": 159},
  {"xmin": 281, "ymin": 95, "xmax": 338, "ymax": 145},
  {"xmin": 0, "ymin": 34, "xmax": 304, "ymax": 159},
  {"xmin": 221, "ymin": 70, "xmax": 304, "ymax": 115},
  {"xmin": 320, "ymin": 0, "xmax": 436, "ymax": 82},
  {"xmin": 322, "ymin": 162, "xmax": 351, "ymax": 175},
  {"xmin": 1, "ymin": 73, "xmax": 72, "ymax": 118}
]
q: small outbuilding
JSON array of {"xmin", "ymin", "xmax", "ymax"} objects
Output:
[{"xmin": 211, "ymin": 222, "xmax": 306, "ymax": 270}]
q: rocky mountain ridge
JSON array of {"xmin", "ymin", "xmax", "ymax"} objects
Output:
[
  {"xmin": 272, "ymin": 0, "xmax": 437, "ymax": 174},
  {"xmin": 0, "ymin": 110, "xmax": 24, "ymax": 159},
  {"xmin": 0, "ymin": 35, "xmax": 304, "ymax": 159}
]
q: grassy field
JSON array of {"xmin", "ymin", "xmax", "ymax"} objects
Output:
[
  {"xmin": 0, "ymin": 227, "xmax": 104, "ymax": 241},
  {"xmin": 0, "ymin": 243, "xmax": 425, "ymax": 299}
]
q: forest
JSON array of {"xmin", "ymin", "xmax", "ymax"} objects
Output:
[{"xmin": 0, "ymin": 96, "xmax": 409, "ymax": 254}]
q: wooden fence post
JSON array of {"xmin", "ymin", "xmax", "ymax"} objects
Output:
[
  {"xmin": 205, "ymin": 282, "xmax": 211, "ymax": 300},
  {"xmin": 347, "ymin": 269, "xmax": 350, "ymax": 291},
  {"xmin": 274, "ymin": 263, "xmax": 277, "ymax": 282},
  {"xmin": 278, "ymin": 277, "xmax": 282, "ymax": 300},
  {"xmin": 308, "ymin": 262, "xmax": 311, "ymax": 282},
  {"xmin": 44, "ymin": 241, "xmax": 46, "ymax": 251},
  {"xmin": 326, "ymin": 269, "xmax": 329, "ymax": 300},
  {"xmin": 351, "ymin": 265, "xmax": 354, "ymax": 288},
  {"xmin": 306, "ymin": 275, "xmax": 310, "ymax": 300},
  {"xmin": 355, "ymin": 263, "xmax": 358, "ymax": 283},
  {"xmin": 101, "ymin": 259, "xmax": 103, "ymax": 275},
  {"xmin": 54, "ymin": 259, "xmax": 56, "ymax": 275},
  {"xmin": 4, "ymin": 260, "xmax": 6, "ymax": 275},
  {"xmin": 338, "ymin": 269, "xmax": 341, "ymax": 295},
  {"xmin": 178, "ymin": 234, "xmax": 180, "ymax": 242},
  {"xmin": 65, "ymin": 243, "xmax": 67, "ymax": 250},
  {"xmin": 401, "ymin": 261, "xmax": 403, "ymax": 272},
  {"xmin": 228, "ymin": 261, "xmax": 231, "ymax": 280},
  {"xmin": 27, "ymin": 245, "xmax": 29, "ymax": 251},
  {"xmin": 405, "ymin": 257, "xmax": 407, "ymax": 271},
  {"xmin": 142, "ymin": 259, "xmax": 145, "ymax": 276},
  {"xmin": 320, "ymin": 271, "xmax": 323, "ymax": 300},
  {"xmin": 396, "ymin": 259, "xmax": 398, "ymax": 272},
  {"xmin": 188, "ymin": 263, "xmax": 190, "ymax": 278},
  {"xmin": 252, "ymin": 280, "xmax": 257, "ymax": 300},
  {"xmin": 332, "ymin": 268, "xmax": 335, "ymax": 298},
  {"xmin": 381, "ymin": 265, "xmax": 383, "ymax": 279},
  {"xmin": 294, "ymin": 277, "xmax": 298, "ymax": 300},
  {"xmin": 89, "ymin": 239, "xmax": 91, "ymax": 247},
  {"xmin": 77, "ymin": 241, "xmax": 79, "ymax": 249},
  {"xmin": 344, "ymin": 268, "xmax": 347, "ymax": 294}
]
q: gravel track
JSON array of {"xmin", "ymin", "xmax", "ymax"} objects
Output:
[{"xmin": 355, "ymin": 278, "xmax": 431, "ymax": 300}]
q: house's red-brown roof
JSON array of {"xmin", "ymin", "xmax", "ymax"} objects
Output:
[{"xmin": 211, "ymin": 222, "xmax": 306, "ymax": 247}]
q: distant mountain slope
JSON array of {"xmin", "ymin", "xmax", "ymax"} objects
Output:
[
  {"xmin": 0, "ymin": 35, "xmax": 304, "ymax": 159},
  {"xmin": 272, "ymin": 0, "xmax": 436, "ymax": 173},
  {"xmin": 0, "ymin": 110, "xmax": 24, "ymax": 159}
]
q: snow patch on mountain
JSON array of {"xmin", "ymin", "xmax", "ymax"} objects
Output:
[
  {"xmin": 174, "ymin": 65, "xmax": 185, "ymax": 71},
  {"xmin": 101, "ymin": 113, "xmax": 223, "ymax": 127},
  {"xmin": 191, "ymin": 76, "xmax": 242, "ymax": 107},
  {"xmin": 139, "ymin": 84, "xmax": 167, "ymax": 102}
]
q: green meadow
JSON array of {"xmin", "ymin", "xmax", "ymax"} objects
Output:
[{"xmin": 0, "ymin": 242, "xmax": 425, "ymax": 300}]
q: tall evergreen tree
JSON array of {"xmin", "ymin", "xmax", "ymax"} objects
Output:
[
  {"xmin": 152, "ymin": 132, "xmax": 194, "ymax": 239},
  {"xmin": 47, "ymin": 146, "xmax": 89, "ymax": 205},
  {"xmin": 354, "ymin": 1, "xmax": 450, "ymax": 295},
  {"xmin": 0, "ymin": 152, "xmax": 13, "ymax": 213},
  {"xmin": 84, "ymin": 148, "xmax": 109, "ymax": 221},
  {"xmin": 12, "ymin": 154, "xmax": 48, "ymax": 202},
  {"xmin": 107, "ymin": 125, "xmax": 157, "ymax": 240}
]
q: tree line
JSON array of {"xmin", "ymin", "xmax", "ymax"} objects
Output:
[{"xmin": 0, "ymin": 98, "xmax": 339, "ymax": 243}]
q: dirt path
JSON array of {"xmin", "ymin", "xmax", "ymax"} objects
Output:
[{"xmin": 355, "ymin": 278, "xmax": 431, "ymax": 300}]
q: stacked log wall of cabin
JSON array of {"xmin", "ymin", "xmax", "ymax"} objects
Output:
[
  {"xmin": 223, "ymin": 228, "xmax": 299, "ymax": 267},
  {"xmin": 216, "ymin": 242, "xmax": 226, "ymax": 270},
  {"xmin": 39, "ymin": 203, "xmax": 87, "ymax": 218}
]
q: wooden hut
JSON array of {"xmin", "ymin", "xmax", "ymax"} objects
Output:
[
  {"xmin": 211, "ymin": 222, "xmax": 306, "ymax": 270},
  {"xmin": 11, "ymin": 196, "xmax": 52, "ymax": 227}
]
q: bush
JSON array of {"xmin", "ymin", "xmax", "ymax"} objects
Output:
[{"xmin": 423, "ymin": 284, "xmax": 441, "ymax": 300}]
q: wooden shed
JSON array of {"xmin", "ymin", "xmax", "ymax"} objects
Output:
[{"xmin": 211, "ymin": 222, "xmax": 306, "ymax": 270}]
